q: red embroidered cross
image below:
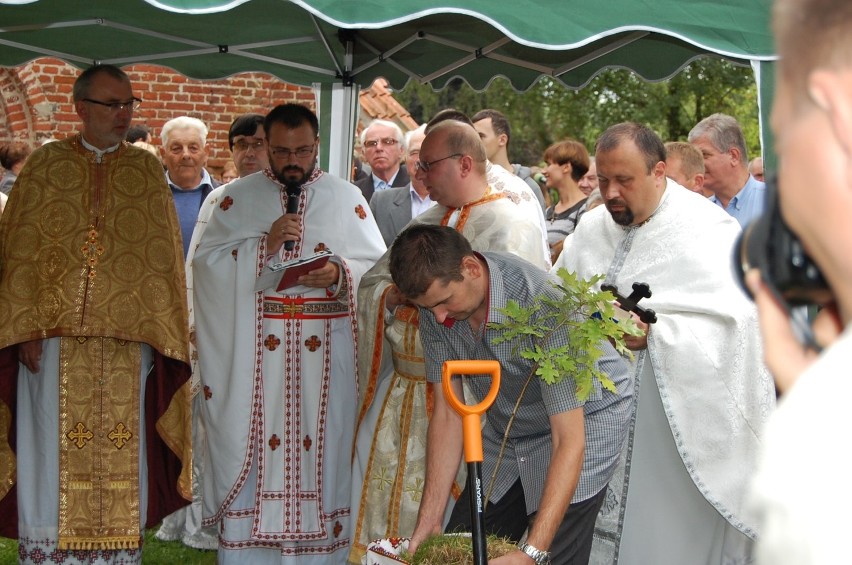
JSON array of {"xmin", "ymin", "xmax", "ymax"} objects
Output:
[
  {"xmin": 314, "ymin": 242, "xmax": 328, "ymax": 253},
  {"xmin": 203, "ymin": 385, "xmax": 213, "ymax": 400},
  {"xmin": 269, "ymin": 434, "xmax": 281, "ymax": 451},
  {"xmin": 333, "ymin": 521, "xmax": 342, "ymax": 538},
  {"xmin": 303, "ymin": 435, "xmax": 312, "ymax": 451},
  {"xmin": 355, "ymin": 204, "xmax": 367, "ymax": 219},
  {"xmin": 264, "ymin": 334, "xmax": 281, "ymax": 351},
  {"xmin": 304, "ymin": 335, "xmax": 321, "ymax": 352},
  {"xmin": 219, "ymin": 196, "xmax": 234, "ymax": 210}
]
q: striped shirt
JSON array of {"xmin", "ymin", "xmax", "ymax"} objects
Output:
[{"xmin": 421, "ymin": 252, "xmax": 634, "ymax": 513}]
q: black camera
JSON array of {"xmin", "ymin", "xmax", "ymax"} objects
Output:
[{"xmin": 734, "ymin": 175, "xmax": 832, "ymax": 308}]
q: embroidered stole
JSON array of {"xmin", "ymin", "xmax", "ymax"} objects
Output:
[{"xmin": 58, "ymin": 336, "xmax": 142, "ymax": 550}]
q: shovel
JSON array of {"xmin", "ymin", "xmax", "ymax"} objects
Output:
[{"xmin": 442, "ymin": 359, "xmax": 501, "ymax": 565}]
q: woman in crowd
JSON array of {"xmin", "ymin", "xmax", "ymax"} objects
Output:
[{"xmin": 542, "ymin": 139, "xmax": 590, "ymax": 263}]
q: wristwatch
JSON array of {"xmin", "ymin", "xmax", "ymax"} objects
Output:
[{"xmin": 518, "ymin": 542, "xmax": 551, "ymax": 565}]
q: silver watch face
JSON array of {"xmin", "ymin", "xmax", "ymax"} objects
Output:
[{"xmin": 519, "ymin": 542, "xmax": 550, "ymax": 565}]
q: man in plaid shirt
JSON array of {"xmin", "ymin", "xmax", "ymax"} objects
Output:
[{"xmin": 392, "ymin": 224, "xmax": 632, "ymax": 565}]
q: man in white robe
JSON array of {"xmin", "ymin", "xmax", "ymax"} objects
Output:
[
  {"xmin": 562, "ymin": 123, "xmax": 774, "ymax": 565},
  {"xmin": 193, "ymin": 103, "xmax": 386, "ymax": 564},
  {"xmin": 350, "ymin": 121, "xmax": 550, "ymax": 562}
]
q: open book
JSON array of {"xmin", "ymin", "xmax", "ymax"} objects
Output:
[{"xmin": 254, "ymin": 249, "xmax": 334, "ymax": 292}]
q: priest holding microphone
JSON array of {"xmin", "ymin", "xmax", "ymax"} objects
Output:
[{"xmin": 192, "ymin": 103, "xmax": 386, "ymax": 564}]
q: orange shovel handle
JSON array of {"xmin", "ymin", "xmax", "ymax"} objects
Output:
[{"xmin": 442, "ymin": 360, "xmax": 501, "ymax": 463}]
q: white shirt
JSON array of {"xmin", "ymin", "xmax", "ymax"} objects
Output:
[
  {"xmin": 749, "ymin": 326, "xmax": 852, "ymax": 564},
  {"xmin": 409, "ymin": 184, "xmax": 434, "ymax": 218}
]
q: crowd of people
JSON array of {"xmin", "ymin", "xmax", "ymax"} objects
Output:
[{"xmin": 0, "ymin": 0, "xmax": 846, "ymax": 562}]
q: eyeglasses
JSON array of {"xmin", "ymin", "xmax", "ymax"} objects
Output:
[
  {"xmin": 415, "ymin": 153, "xmax": 462, "ymax": 173},
  {"xmin": 82, "ymin": 98, "xmax": 142, "ymax": 112},
  {"xmin": 233, "ymin": 139, "xmax": 265, "ymax": 151},
  {"xmin": 270, "ymin": 143, "xmax": 316, "ymax": 159},
  {"xmin": 364, "ymin": 137, "xmax": 399, "ymax": 149}
]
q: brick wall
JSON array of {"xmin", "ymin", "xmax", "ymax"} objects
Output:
[{"xmin": 0, "ymin": 57, "xmax": 316, "ymax": 176}]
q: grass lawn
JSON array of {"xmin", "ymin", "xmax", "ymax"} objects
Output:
[
  {"xmin": 0, "ymin": 527, "xmax": 217, "ymax": 564},
  {"xmin": 0, "ymin": 537, "xmax": 15, "ymax": 565}
]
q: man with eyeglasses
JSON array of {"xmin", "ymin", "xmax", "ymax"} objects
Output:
[
  {"xmin": 351, "ymin": 119, "xmax": 550, "ymax": 563},
  {"xmin": 0, "ymin": 64, "xmax": 192, "ymax": 563},
  {"xmin": 354, "ymin": 119, "xmax": 410, "ymax": 202},
  {"xmin": 366, "ymin": 125, "xmax": 434, "ymax": 247},
  {"xmin": 193, "ymin": 103, "xmax": 385, "ymax": 564},
  {"xmin": 187, "ymin": 113, "xmax": 270, "ymax": 258},
  {"xmin": 228, "ymin": 113, "xmax": 269, "ymax": 178}
]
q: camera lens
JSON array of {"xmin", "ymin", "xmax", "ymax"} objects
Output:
[{"xmin": 733, "ymin": 175, "xmax": 831, "ymax": 307}]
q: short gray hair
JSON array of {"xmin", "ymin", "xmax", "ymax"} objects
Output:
[
  {"xmin": 73, "ymin": 65, "xmax": 130, "ymax": 103},
  {"xmin": 688, "ymin": 113, "xmax": 748, "ymax": 165},
  {"xmin": 360, "ymin": 119, "xmax": 406, "ymax": 152},
  {"xmin": 161, "ymin": 116, "xmax": 209, "ymax": 147},
  {"xmin": 404, "ymin": 124, "xmax": 426, "ymax": 152}
]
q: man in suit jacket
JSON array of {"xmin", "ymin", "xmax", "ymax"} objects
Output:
[
  {"xmin": 369, "ymin": 125, "xmax": 432, "ymax": 246},
  {"xmin": 356, "ymin": 119, "xmax": 411, "ymax": 202}
]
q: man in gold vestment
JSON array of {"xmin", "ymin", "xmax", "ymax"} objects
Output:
[{"xmin": 0, "ymin": 64, "xmax": 192, "ymax": 564}]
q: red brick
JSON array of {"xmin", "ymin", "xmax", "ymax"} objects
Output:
[
  {"xmin": 53, "ymin": 112, "xmax": 79, "ymax": 122},
  {"xmin": 2, "ymin": 59, "xmax": 319, "ymax": 162},
  {"xmin": 168, "ymin": 103, "xmax": 195, "ymax": 112},
  {"xmin": 153, "ymin": 83, "xmax": 179, "ymax": 92}
]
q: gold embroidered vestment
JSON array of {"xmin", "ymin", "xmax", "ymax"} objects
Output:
[{"xmin": 0, "ymin": 137, "xmax": 191, "ymax": 549}]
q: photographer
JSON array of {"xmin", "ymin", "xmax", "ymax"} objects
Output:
[{"xmin": 745, "ymin": 0, "xmax": 852, "ymax": 562}]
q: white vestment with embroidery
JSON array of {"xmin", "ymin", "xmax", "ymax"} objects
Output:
[{"xmin": 193, "ymin": 169, "xmax": 385, "ymax": 563}]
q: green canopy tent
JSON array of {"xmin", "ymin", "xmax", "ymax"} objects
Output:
[{"xmin": 0, "ymin": 0, "xmax": 777, "ymax": 176}]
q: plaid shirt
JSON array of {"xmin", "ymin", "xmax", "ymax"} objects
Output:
[{"xmin": 421, "ymin": 252, "xmax": 633, "ymax": 513}]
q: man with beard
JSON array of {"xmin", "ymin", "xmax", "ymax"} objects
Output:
[
  {"xmin": 562, "ymin": 122, "xmax": 774, "ymax": 564},
  {"xmin": 192, "ymin": 103, "xmax": 386, "ymax": 563}
]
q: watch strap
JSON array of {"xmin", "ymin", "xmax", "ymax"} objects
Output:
[{"xmin": 518, "ymin": 542, "xmax": 551, "ymax": 565}]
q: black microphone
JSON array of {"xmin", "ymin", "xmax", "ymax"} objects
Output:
[{"xmin": 284, "ymin": 180, "xmax": 303, "ymax": 251}]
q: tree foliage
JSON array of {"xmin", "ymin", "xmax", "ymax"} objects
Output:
[
  {"xmin": 392, "ymin": 56, "xmax": 759, "ymax": 166},
  {"xmin": 490, "ymin": 269, "xmax": 641, "ymax": 402},
  {"xmin": 482, "ymin": 269, "xmax": 642, "ymax": 507}
]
